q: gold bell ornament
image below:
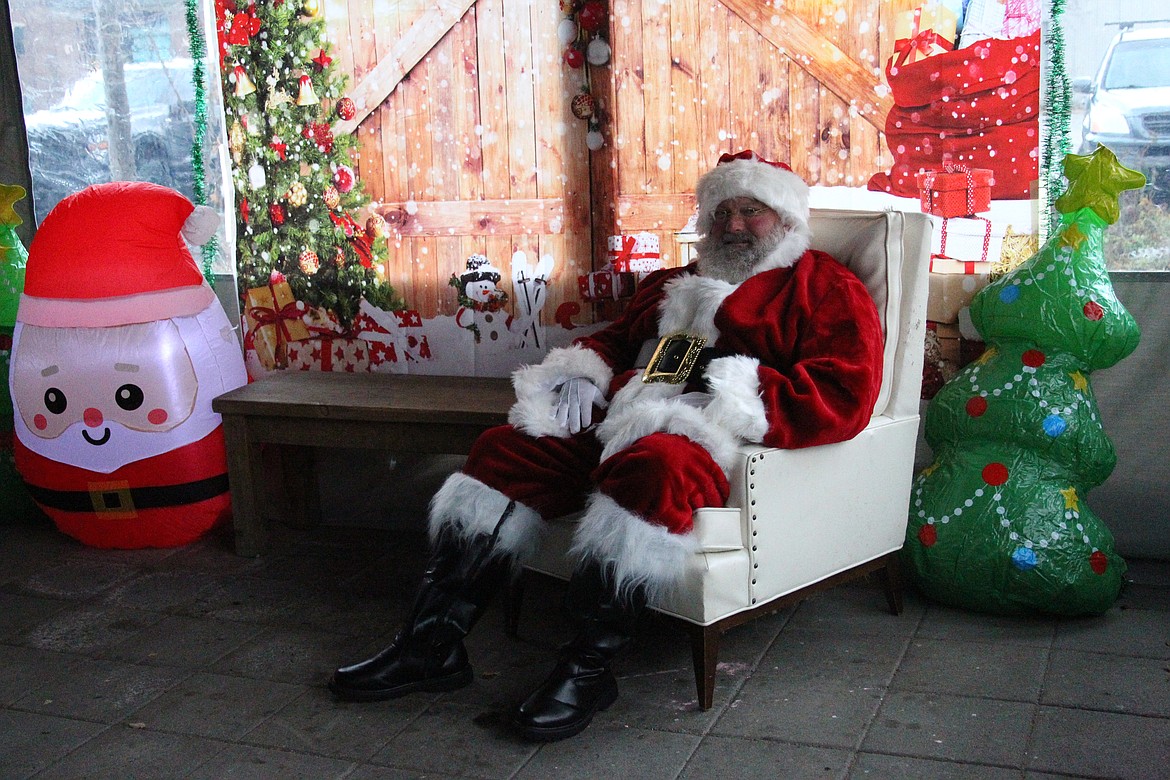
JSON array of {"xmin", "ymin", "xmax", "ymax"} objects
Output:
[
  {"xmin": 232, "ymin": 65, "xmax": 257, "ymax": 97},
  {"xmin": 296, "ymin": 74, "xmax": 319, "ymax": 106}
]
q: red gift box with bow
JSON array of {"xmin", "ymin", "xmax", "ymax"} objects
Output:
[
  {"xmin": 917, "ymin": 165, "xmax": 993, "ymax": 217},
  {"xmin": 578, "ymin": 267, "xmax": 636, "ymax": 302}
]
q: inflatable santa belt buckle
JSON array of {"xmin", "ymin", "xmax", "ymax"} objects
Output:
[{"xmin": 642, "ymin": 333, "xmax": 708, "ymax": 385}]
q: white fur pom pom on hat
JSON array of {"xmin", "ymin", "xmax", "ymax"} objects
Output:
[{"xmin": 694, "ymin": 150, "xmax": 810, "ymax": 235}]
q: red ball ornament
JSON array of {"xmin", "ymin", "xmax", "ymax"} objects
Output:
[
  {"xmin": 981, "ymin": 462, "xmax": 1009, "ymax": 487},
  {"xmin": 571, "ymin": 92, "xmax": 595, "ymax": 120},
  {"xmin": 577, "ymin": 0, "xmax": 607, "ymax": 33},
  {"xmin": 1089, "ymin": 550, "xmax": 1108, "ymax": 575},
  {"xmin": 1022, "ymin": 349, "xmax": 1046, "ymax": 367},
  {"xmin": 965, "ymin": 396, "xmax": 987, "ymax": 417},
  {"xmin": 323, "ymin": 185, "xmax": 340, "ymax": 209},
  {"xmin": 336, "ymin": 96, "xmax": 357, "ymax": 121},
  {"xmin": 917, "ymin": 524, "xmax": 937, "ymax": 547},
  {"xmin": 269, "ymin": 203, "xmax": 286, "ymax": 225},
  {"xmin": 334, "ymin": 165, "xmax": 355, "ymax": 193},
  {"xmin": 298, "ymin": 249, "xmax": 321, "ymax": 275},
  {"xmin": 563, "ymin": 47, "xmax": 585, "ymax": 69}
]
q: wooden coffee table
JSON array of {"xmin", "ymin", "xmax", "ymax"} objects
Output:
[{"xmin": 212, "ymin": 372, "xmax": 514, "ymax": 556}]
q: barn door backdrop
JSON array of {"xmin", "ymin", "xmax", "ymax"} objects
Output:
[{"xmin": 220, "ymin": 0, "xmax": 1038, "ymax": 377}]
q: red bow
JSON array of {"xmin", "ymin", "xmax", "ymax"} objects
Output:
[{"xmin": 717, "ymin": 150, "xmax": 792, "ymax": 172}]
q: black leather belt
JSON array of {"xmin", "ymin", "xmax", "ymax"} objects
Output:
[
  {"xmin": 639, "ymin": 334, "xmax": 734, "ymax": 386},
  {"xmin": 24, "ymin": 473, "xmax": 230, "ymax": 515}
]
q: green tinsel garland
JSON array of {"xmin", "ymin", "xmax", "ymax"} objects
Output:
[
  {"xmin": 185, "ymin": 0, "xmax": 217, "ymax": 280},
  {"xmin": 1042, "ymin": 0, "xmax": 1071, "ymax": 239}
]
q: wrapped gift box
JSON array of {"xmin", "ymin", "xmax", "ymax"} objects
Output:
[
  {"xmin": 929, "ymin": 257, "xmax": 993, "ymax": 275},
  {"xmin": 917, "ymin": 166, "xmax": 993, "ymax": 217},
  {"xmin": 286, "ymin": 336, "xmax": 372, "ymax": 373},
  {"xmin": 927, "ymin": 267, "xmax": 990, "ymax": 323},
  {"xmin": 606, "ymin": 232, "xmax": 662, "ymax": 274},
  {"xmin": 959, "ymin": 0, "xmax": 1008, "ymax": 48},
  {"xmin": 578, "ymin": 267, "xmax": 637, "ymax": 302},
  {"xmin": 243, "ymin": 280, "xmax": 311, "ymax": 370},
  {"xmin": 893, "ymin": 2, "xmax": 958, "ymax": 65}
]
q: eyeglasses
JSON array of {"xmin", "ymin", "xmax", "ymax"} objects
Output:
[{"xmin": 711, "ymin": 205, "xmax": 771, "ymax": 223}]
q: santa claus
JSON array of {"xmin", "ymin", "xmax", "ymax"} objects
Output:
[
  {"xmin": 10, "ymin": 182, "xmax": 248, "ymax": 549},
  {"xmin": 330, "ymin": 151, "xmax": 885, "ymax": 741}
]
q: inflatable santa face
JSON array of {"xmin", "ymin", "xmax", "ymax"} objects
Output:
[{"xmin": 9, "ymin": 182, "xmax": 247, "ymax": 548}]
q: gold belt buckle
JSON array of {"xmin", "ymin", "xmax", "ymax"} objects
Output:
[
  {"xmin": 642, "ymin": 333, "xmax": 707, "ymax": 384},
  {"xmin": 88, "ymin": 480, "xmax": 136, "ymax": 519}
]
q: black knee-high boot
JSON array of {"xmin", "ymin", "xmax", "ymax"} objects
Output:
[
  {"xmin": 329, "ymin": 503, "xmax": 517, "ymax": 702},
  {"xmin": 513, "ymin": 559, "xmax": 646, "ymax": 741}
]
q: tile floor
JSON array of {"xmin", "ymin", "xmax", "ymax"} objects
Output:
[{"xmin": 0, "ymin": 510, "xmax": 1167, "ymax": 780}]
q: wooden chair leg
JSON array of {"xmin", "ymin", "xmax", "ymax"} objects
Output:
[
  {"xmin": 878, "ymin": 551, "xmax": 905, "ymax": 615},
  {"xmin": 687, "ymin": 622, "xmax": 720, "ymax": 711}
]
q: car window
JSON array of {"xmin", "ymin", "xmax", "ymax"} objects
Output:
[{"xmin": 1103, "ymin": 40, "xmax": 1170, "ymax": 89}]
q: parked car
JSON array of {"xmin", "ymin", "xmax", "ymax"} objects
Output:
[
  {"xmin": 1075, "ymin": 26, "xmax": 1170, "ymax": 201},
  {"xmin": 24, "ymin": 58, "xmax": 196, "ymax": 219}
]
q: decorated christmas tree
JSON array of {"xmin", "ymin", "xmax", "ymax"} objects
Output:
[
  {"xmin": 216, "ymin": 0, "xmax": 401, "ymax": 328},
  {"xmin": 904, "ymin": 146, "xmax": 1144, "ymax": 616}
]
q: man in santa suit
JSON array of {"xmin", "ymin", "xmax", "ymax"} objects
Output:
[{"xmin": 330, "ymin": 151, "xmax": 885, "ymax": 741}]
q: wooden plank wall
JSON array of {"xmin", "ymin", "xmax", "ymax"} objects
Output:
[
  {"xmin": 327, "ymin": 0, "xmax": 592, "ymax": 321},
  {"xmin": 326, "ymin": 0, "xmax": 918, "ymax": 321},
  {"xmin": 598, "ymin": 0, "xmax": 917, "ymax": 272}
]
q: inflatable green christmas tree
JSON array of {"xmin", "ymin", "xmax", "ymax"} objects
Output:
[{"xmin": 904, "ymin": 147, "xmax": 1143, "ymax": 615}]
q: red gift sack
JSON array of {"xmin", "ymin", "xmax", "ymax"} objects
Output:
[
  {"xmin": 868, "ymin": 31, "xmax": 1040, "ymax": 201},
  {"xmin": 917, "ymin": 165, "xmax": 993, "ymax": 217}
]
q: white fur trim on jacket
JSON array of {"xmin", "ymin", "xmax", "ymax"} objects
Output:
[
  {"xmin": 428, "ymin": 473, "xmax": 544, "ymax": 563},
  {"xmin": 569, "ymin": 492, "xmax": 699, "ymax": 603},
  {"xmin": 702, "ymin": 355, "xmax": 769, "ymax": 443},
  {"xmin": 508, "ymin": 344, "xmax": 614, "ymax": 438},
  {"xmin": 595, "ymin": 393, "xmax": 742, "ymax": 475},
  {"xmin": 656, "ymin": 274, "xmax": 736, "ymax": 339}
]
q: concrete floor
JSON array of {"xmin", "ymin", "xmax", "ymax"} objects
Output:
[{"xmin": 1, "ymin": 508, "xmax": 1168, "ymax": 780}]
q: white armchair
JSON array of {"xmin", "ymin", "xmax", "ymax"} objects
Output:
[{"xmin": 508, "ymin": 208, "xmax": 932, "ymax": 710}]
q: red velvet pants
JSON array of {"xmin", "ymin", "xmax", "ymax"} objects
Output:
[{"xmin": 461, "ymin": 425, "xmax": 731, "ymax": 535}]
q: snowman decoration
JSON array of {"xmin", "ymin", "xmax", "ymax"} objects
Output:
[
  {"xmin": 9, "ymin": 182, "xmax": 248, "ymax": 549},
  {"xmin": 450, "ymin": 254, "xmax": 512, "ymax": 345}
]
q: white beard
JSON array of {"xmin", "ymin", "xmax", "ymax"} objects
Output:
[{"xmin": 695, "ymin": 222, "xmax": 811, "ymax": 284}]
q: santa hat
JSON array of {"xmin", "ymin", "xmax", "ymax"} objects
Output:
[
  {"xmin": 694, "ymin": 150, "xmax": 810, "ymax": 235},
  {"xmin": 19, "ymin": 182, "xmax": 219, "ymax": 328}
]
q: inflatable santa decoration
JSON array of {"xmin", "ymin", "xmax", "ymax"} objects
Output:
[{"xmin": 10, "ymin": 182, "xmax": 248, "ymax": 548}]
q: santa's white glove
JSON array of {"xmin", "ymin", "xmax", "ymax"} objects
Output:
[{"xmin": 554, "ymin": 377, "xmax": 609, "ymax": 434}]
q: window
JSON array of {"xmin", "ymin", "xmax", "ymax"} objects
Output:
[
  {"xmin": 1069, "ymin": 2, "xmax": 1170, "ymax": 270},
  {"xmin": 10, "ymin": 0, "xmax": 227, "ymax": 277}
]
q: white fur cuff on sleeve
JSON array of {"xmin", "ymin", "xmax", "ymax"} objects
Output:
[
  {"xmin": 507, "ymin": 345, "xmax": 613, "ymax": 438},
  {"xmin": 702, "ymin": 355, "xmax": 769, "ymax": 443}
]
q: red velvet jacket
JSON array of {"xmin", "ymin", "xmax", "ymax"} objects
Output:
[{"xmin": 577, "ymin": 249, "xmax": 885, "ymax": 450}]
